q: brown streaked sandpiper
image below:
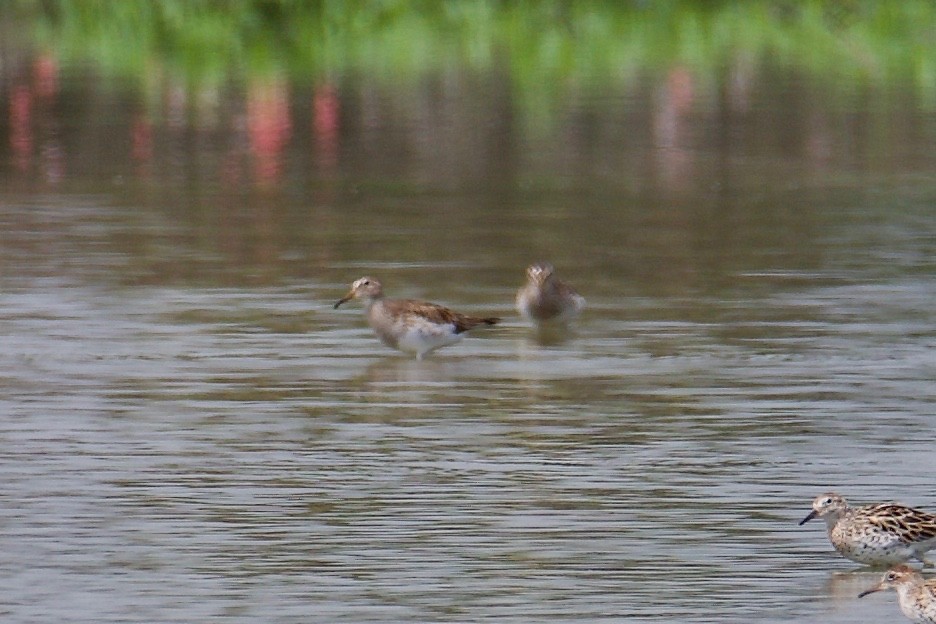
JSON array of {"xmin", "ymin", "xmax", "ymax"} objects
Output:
[
  {"xmin": 334, "ymin": 277, "xmax": 500, "ymax": 359},
  {"xmin": 799, "ymin": 492, "xmax": 936, "ymax": 567},
  {"xmin": 859, "ymin": 564, "xmax": 936, "ymax": 623},
  {"xmin": 515, "ymin": 262, "xmax": 585, "ymax": 326}
]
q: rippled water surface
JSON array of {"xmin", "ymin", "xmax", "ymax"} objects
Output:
[{"xmin": 2, "ymin": 34, "xmax": 936, "ymax": 624}]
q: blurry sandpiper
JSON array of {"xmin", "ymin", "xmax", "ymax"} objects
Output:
[
  {"xmin": 859, "ymin": 564, "xmax": 936, "ymax": 623},
  {"xmin": 515, "ymin": 262, "xmax": 585, "ymax": 326},
  {"xmin": 334, "ymin": 277, "xmax": 500, "ymax": 359},
  {"xmin": 799, "ymin": 492, "xmax": 936, "ymax": 567}
]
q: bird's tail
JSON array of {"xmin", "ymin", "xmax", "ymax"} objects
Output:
[{"xmin": 455, "ymin": 315, "xmax": 501, "ymax": 333}]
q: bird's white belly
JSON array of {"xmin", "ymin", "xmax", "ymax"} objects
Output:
[
  {"xmin": 833, "ymin": 526, "xmax": 913, "ymax": 564},
  {"xmin": 394, "ymin": 320, "xmax": 462, "ymax": 355}
]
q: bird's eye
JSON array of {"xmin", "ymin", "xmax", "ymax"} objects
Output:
[{"xmin": 886, "ymin": 573, "xmax": 897, "ymax": 581}]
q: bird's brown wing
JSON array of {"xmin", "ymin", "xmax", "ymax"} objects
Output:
[
  {"xmin": 384, "ymin": 299, "xmax": 499, "ymax": 334},
  {"xmin": 864, "ymin": 504, "xmax": 936, "ymax": 543}
]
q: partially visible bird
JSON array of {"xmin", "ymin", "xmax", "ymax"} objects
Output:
[
  {"xmin": 859, "ymin": 564, "xmax": 936, "ymax": 623},
  {"xmin": 515, "ymin": 262, "xmax": 585, "ymax": 326}
]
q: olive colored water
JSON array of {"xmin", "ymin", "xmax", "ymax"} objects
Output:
[{"xmin": 2, "ymin": 43, "xmax": 936, "ymax": 624}]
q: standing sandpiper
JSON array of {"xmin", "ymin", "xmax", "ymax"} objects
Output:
[
  {"xmin": 334, "ymin": 277, "xmax": 500, "ymax": 360},
  {"xmin": 799, "ymin": 492, "xmax": 936, "ymax": 567},
  {"xmin": 515, "ymin": 262, "xmax": 585, "ymax": 326},
  {"xmin": 859, "ymin": 564, "xmax": 936, "ymax": 623}
]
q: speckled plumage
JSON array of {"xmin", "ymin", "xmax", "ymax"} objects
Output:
[
  {"xmin": 515, "ymin": 262, "xmax": 585, "ymax": 325},
  {"xmin": 800, "ymin": 492, "xmax": 936, "ymax": 567},
  {"xmin": 859, "ymin": 564, "xmax": 936, "ymax": 623},
  {"xmin": 334, "ymin": 277, "xmax": 499, "ymax": 359}
]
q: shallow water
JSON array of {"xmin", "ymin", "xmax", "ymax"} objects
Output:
[{"xmin": 2, "ymin": 31, "xmax": 936, "ymax": 624}]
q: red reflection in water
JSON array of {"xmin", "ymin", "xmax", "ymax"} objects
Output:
[
  {"xmin": 247, "ymin": 80, "xmax": 292, "ymax": 186},
  {"xmin": 653, "ymin": 66, "xmax": 696, "ymax": 195},
  {"xmin": 34, "ymin": 54, "xmax": 63, "ymax": 184},
  {"xmin": 40, "ymin": 142, "xmax": 64, "ymax": 185},
  {"xmin": 33, "ymin": 54, "xmax": 59, "ymax": 100},
  {"xmin": 7, "ymin": 53, "xmax": 64, "ymax": 179},
  {"xmin": 132, "ymin": 114, "xmax": 154, "ymax": 178},
  {"xmin": 10, "ymin": 85, "xmax": 33, "ymax": 172},
  {"xmin": 313, "ymin": 83, "xmax": 340, "ymax": 170}
]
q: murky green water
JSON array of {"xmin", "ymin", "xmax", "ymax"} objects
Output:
[{"xmin": 2, "ymin": 5, "xmax": 936, "ymax": 622}]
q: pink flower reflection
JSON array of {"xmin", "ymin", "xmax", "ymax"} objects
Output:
[
  {"xmin": 313, "ymin": 83, "xmax": 340, "ymax": 170},
  {"xmin": 247, "ymin": 79, "xmax": 292, "ymax": 186}
]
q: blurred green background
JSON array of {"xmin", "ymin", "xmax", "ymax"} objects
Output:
[{"xmin": 7, "ymin": 0, "xmax": 935, "ymax": 107}]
